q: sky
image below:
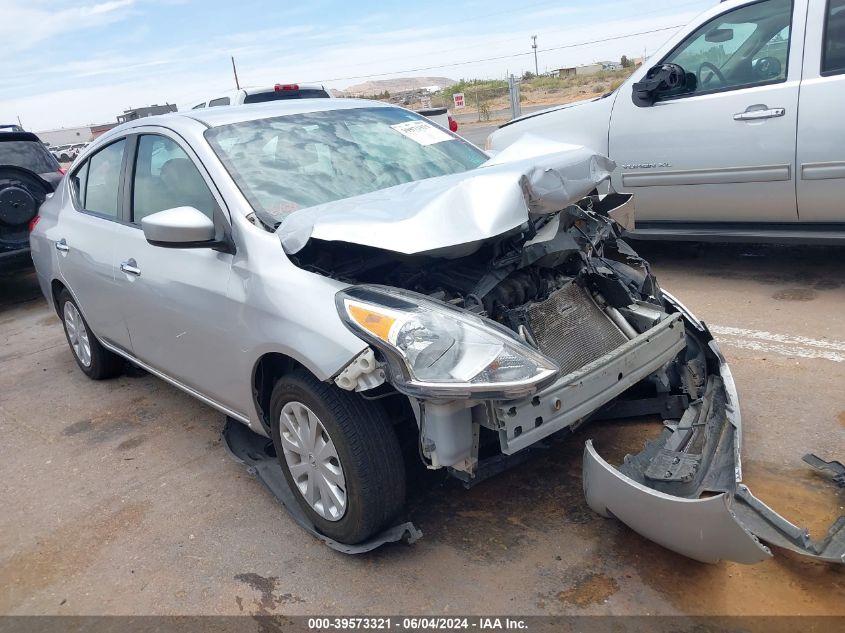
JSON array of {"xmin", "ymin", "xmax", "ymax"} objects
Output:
[{"xmin": 0, "ymin": 0, "xmax": 715, "ymax": 131}]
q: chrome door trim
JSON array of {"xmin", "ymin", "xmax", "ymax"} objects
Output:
[
  {"xmin": 98, "ymin": 337, "xmax": 251, "ymax": 425},
  {"xmin": 621, "ymin": 164, "xmax": 791, "ymax": 187},
  {"xmin": 733, "ymin": 107, "xmax": 785, "ymax": 121},
  {"xmin": 800, "ymin": 161, "xmax": 845, "ymax": 181},
  {"xmin": 120, "ymin": 259, "xmax": 142, "ymax": 276}
]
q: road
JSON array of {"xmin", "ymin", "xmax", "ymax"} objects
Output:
[
  {"xmin": 1, "ymin": 242, "xmax": 844, "ymax": 616},
  {"xmin": 459, "ymin": 122, "xmax": 498, "ymax": 148},
  {"xmin": 454, "ymin": 104, "xmax": 559, "ymax": 147}
]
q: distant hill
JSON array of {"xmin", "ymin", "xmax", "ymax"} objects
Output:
[{"xmin": 339, "ymin": 76, "xmax": 457, "ymax": 96}]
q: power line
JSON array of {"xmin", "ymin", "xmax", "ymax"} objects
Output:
[
  {"xmin": 307, "ymin": 25, "xmax": 683, "ymax": 84},
  {"xmin": 295, "ymin": 0, "xmax": 708, "ymax": 78}
]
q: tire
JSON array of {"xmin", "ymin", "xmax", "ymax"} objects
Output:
[
  {"xmin": 269, "ymin": 369, "xmax": 406, "ymax": 544},
  {"xmin": 57, "ymin": 290, "xmax": 123, "ymax": 380}
]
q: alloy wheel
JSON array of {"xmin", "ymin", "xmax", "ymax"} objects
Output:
[
  {"xmin": 279, "ymin": 401, "xmax": 347, "ymax": 521},
  {"xmin": 63, "ymin": 302, "xmax": 92, "ymax": 367}
]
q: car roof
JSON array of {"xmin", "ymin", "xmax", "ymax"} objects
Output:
[
  {"xmin": 0, "ymin": 132, "xmax": 42, "ymax": 143},
  {"xmin": 116, "ymin": 98, "xmax": 394, "ymax": 131}
]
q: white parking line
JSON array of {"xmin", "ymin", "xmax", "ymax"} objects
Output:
[{"xmin": 709, "ymin": 325, "xmax": 845, "ymax": 363}]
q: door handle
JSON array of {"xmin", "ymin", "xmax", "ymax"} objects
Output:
[
  {"xmin": 733, "ymin": 106, "xmax": 785, "ymax": 121},
  {"xmin": 55, "ymin": 239, "xmax": 69, "ymax": 252},
  {"xmin": 120, "ymin": 259, "xmax": 141, "ymax": 277}
]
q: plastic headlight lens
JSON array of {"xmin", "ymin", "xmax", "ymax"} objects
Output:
[{"xmin": 337, "ymin": 285, "xmax": 559, "ymax": 398}]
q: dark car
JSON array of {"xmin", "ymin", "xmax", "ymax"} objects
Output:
[{"xmin": 0, "ymin": 131, "xmax": 64, "ymax": 273}]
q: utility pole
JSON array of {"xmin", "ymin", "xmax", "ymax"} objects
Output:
[
  {"xmin": 231, "ymin": 56, "xmax": 241, "ymax": 90},
  {"xmin": 531, "ymin": 35, "xmax": 538, "ymax": 76}
]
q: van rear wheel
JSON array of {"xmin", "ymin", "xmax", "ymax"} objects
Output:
[{"xmin": 269, "ymin": 369, "xmax": 405, "ymax": 544}]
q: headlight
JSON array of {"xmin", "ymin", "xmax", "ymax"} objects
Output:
[{"xmin": 336, "ymin": 285, "xmax": 559, "ymax": 399}]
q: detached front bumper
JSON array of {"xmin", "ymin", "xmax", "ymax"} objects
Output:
[{"xmin": 583, "ymin": 293, "xmax": 845, "ymax": 565}]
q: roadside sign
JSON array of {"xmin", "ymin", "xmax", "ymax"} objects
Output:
[
  {"xmin": 420, "ymin": 96, "xmax": 432, "ymax": 109},
  {"xmin": 453, "ymin": 92, "xmax": 465, "ymax": 109}
]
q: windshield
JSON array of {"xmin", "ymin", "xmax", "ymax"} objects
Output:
[{"xmin": 205, "ymin": 106, "xmax": 488, "ymax": 224}]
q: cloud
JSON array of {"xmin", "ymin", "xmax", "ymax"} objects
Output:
[
  {"xmin": 0, "ymin": 0, "xmax": 710, "ymax": 130},
  {"xmin": 1, "ymin": 0, "xmax": 136, "ymax": 54}
]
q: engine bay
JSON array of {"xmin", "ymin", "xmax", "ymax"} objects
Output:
[{"xmin": 291, "ymin": 194, "xmax": 662, "ymax": 344}]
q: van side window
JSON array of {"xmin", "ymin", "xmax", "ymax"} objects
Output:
[
  {"xmin": 662, "ymin": 0, "xmax": 792, "ymax": 97},
  {"xmin": 208, "ymin": 97, "xmax": 231, "ymax": 107},
  {"xmin": 78, "ymin": 140, "xmax": 125, "ymax": 218},
  {"xmin": 823, "ymin": 0, "xmax": 845, "ymax": 75}
]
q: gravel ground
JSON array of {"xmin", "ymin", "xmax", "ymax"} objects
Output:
[{"xmin": 1, "ymin": 241, "xmax": 843, "ymax": 616}]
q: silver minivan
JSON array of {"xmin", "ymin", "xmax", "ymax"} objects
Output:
[{"xmin": 30, "ymin": 100, "xmax": 844, "ymax": 563}]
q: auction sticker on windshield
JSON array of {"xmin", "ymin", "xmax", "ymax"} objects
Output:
[{"xmin": 390, "ymin": 120, "xmax": 452, "ymax": 145}]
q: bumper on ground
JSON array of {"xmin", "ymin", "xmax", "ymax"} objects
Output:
[{"xmin": 583, "ymin": 301, "xmax": 845, "ymax": 565}]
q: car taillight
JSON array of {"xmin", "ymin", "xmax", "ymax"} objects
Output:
[
  {"xmin": 275, "ymin": 83, "xmax": 299, "ymax": 91},
  {"xmin": 28, "ymin": 215, "xmax": 40, "ymax": 232},
  {"xmin": 448, "ymin": 115, "xmax": 458, "ymax": 132},
  {"xmin": 58, "ymin": 167, "xmax": 66, "ymax": 175}
]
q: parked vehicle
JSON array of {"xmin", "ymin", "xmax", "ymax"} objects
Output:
[
  {"xmin": 0, "ymin": 131, "xmax": 63, "ymax": 272},
  {"xmin": 487, "ymin": 0, "xmax": 845, "ymax": 243},
  {"xmin": 415, "ymin": 107, "xmax": 459, "ymax": 132},
  {"xmin": 30, "ymin": 100, "xmax": 843, "ymax": 563},
  {"xmin": 50, "ymin": 144, "xmax": 78, "ymax": 163},
  {"xmin": 190, "ymin": 83, "xmax": 331, "ymax": 109}
]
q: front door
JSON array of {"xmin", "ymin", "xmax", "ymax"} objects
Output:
[
  {"xmin": 112, "ymin": 131, "xmax": 243, "ymax": 413},
  {"xmin": 609, "ymin": 0, "xmax": 802, "ymax": 224},
  {"xmin": 796, "ymin": 0, "xmax": 845, "ymax": 222}
]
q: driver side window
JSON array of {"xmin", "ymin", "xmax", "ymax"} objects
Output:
[{"xmin": 663, "ymin": 0, "xmax": 792, "ymax": 97}]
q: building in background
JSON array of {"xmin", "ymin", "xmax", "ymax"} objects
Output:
[
  {"xmin": 36, "ymin": 126, "xmax": 94, "ymax": 147},
  {"xmin": 117, "ymin": 103, "xmax": 177, "ymax": 124},
  {"xmin": 90, "ymin": 123, "xmax": 118, "ymax": 139}
]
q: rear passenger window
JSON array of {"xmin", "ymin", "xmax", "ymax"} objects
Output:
[
  {"xmin": 823, "ymin": 0, "xmax": 845, "ymax": 75},
  {"xmin": 131, "ymin": 135, "xmax": 217, "ymax": 223},
  {"xmin": 78, "ymin": 140, "xmax": 125, "ymax": 217},
  {"xmin": 208, "ymin": 97, "xmax": 230, "ymax": 107}
]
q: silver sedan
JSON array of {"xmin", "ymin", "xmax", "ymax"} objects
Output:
[{"xmin": 30, "ymin": 99, "xmax": 844, "ymax": 562}]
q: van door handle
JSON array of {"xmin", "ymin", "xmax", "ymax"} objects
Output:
[
  {"xmin": 120, "ymin": 259, "xmax": 141, "ymax": 276},
  {"xmin": 733, "ymin": 106, "xmax": 785, "ymax": 121},
  {"xmin": 55, "ymin": 239, "xmax": 69, "ymax": 252}
]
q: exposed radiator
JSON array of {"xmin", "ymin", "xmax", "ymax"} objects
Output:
[{"xmin": 525, "ymin": 282, "xmax": 628, "ymax": 375}]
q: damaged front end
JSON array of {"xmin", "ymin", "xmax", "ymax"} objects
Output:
[
  {"xmin": 584, "ymin": 293, "xmax": 845, "ymax": 565},
  {"xmin": 282, "ymin": 143, "xmax": 844, "ymax": 564}
]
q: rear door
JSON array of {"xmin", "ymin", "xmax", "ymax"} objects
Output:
[
  {"xmin": 57, "ymin": 139, "xmax": 133, "ymax": 350},
  {"xmin": 609, "ymin": 0, "xmax": 804, "ymax": 224},
  {"xmin": 796, "ymin": 0, "xmax": 845, "ymax": 222}
]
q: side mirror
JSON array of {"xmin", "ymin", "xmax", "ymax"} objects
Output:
[
  {"xmin": 705, "ymin": 27, "xmax": 734, "ymax": 43},
  {"xmin": 141, "ymin": 206, "xmax": 216, "ymax": 248},
  {"xmin": 631, "ymin": 63, "xmax": 696, "ymax": 107}
]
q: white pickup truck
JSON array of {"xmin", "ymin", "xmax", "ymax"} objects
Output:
[{"xmin": 487, "ymin": 0, "xmax": 845, "ymax": 243}]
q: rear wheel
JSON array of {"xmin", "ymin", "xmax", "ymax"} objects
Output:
[
  {"xmin": 269, "ymin": 369, "xmax": 406, "ymax": 544},
  {"xmin": 58, "ymin": 290, "xmax": 123, "ymax": 379}
]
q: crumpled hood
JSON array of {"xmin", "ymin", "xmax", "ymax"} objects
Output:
[{"xmin": 276, "ymin": 138, "xmax": 615, "ymax": 255}]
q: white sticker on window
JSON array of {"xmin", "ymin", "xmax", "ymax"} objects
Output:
[{"xmin": 390, "ymin": 120, "xmax": 453, "ymax": 146}]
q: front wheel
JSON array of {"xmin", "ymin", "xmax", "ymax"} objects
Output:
[{"xmin": 270, "ymin": 369, "xmax": 406, "ymax": 544}]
